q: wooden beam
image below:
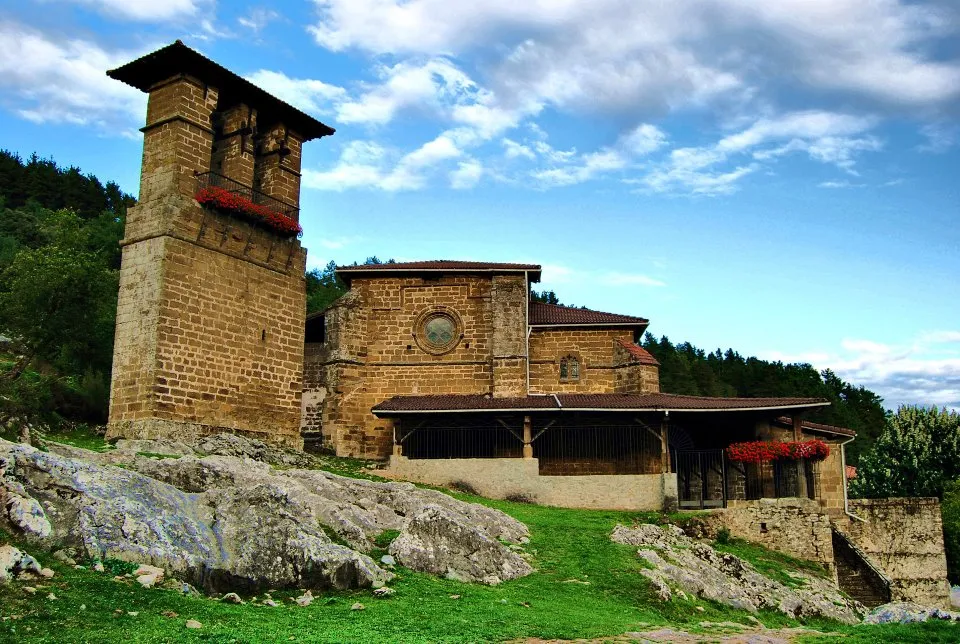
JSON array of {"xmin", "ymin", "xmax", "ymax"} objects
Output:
[{"xmin": 523, "ymin": 415, "xmax": 533, "ymax": 459}]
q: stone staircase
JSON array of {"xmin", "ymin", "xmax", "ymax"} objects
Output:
[{"xmin": 832, "ymin": 527, "xmax": 891, "ymax": 608}]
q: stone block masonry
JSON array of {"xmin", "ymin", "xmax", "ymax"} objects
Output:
[
  {"xmin": 841, "ymin": 498, "xmax": 952, "ymax": 608},
  {"xmin": 718, "ymin": 498, "xmax": 835, "ymax": 569},
  {"xmin": 105, "ymin": 43, "xmax": 328, "ymax": 449}
]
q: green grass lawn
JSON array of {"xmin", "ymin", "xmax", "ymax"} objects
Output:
[{"xmin": 1, "ymin": 437, "xmax": 957, "ymax": 642}]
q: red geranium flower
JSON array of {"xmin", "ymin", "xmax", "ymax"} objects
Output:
[
  {"xmin": 726, "ymin": 439, "xmax": 829, "ymax": 463},
  {"xmin": 195, "ymin": 186, "xmax": 302, "ymax": 238}
]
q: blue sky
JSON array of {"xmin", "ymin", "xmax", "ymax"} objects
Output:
[{"xmin": 0, "ymin": 1, "xmax": 958, "ymax": 410}]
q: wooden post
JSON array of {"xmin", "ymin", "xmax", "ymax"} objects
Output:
[
  {"xmin": 522, "ymin": 415, "xmax": 533, "ymax": 459},
  {"xmin": 661, "ymin": 413, "xmax": 671, "ymax": 473},
  {"xmin": 392, "ymin": 421, "xmax": 402, "ymax": 456},
  {"xmin": 793, "ymin": 415, "xmax": 808, "ymax": 498}
]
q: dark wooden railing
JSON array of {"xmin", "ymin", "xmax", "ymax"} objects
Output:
[{"xmin": 194, "ymin": 171, "xmax": 299, "ymax": 220}]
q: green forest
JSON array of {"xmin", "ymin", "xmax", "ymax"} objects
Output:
[{"xmin": 0, "ymin": 150, "xmax": 886, "ymax": 462}]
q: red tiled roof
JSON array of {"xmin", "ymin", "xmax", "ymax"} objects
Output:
[
  {"xmin": 775, "ymin": 416, "xmax": 856, "ymax": 437},
  {"xmin": 373, "ymin": 393, "xmax": 829, "ymax": 414},
  {"xmin": 617, "ymin": 339, "xmax": 660, "ymax": 365},
  {"xmin": 336, "ymin": 260, "xmax": 542, "ymax": 281},
  {"xmin": 529, "ymin": 301, "xmax": 649, "ymax": 327}
]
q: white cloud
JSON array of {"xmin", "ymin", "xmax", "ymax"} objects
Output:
[
  {"xmin": 918, "ymin": 122, "xmax": 959, "ymax": 153},
  {"xmin": 301, "ymin": 141, "xmax": 389, "ymax": 191},
  {"xmin": 449, "ymin": 159, "xmax": 483, "ymax": 189},
  {"xmin": 238, "ymin": 8, "xmax": 279, "ymax": 33},
  {"xmin": 763, "ymin": 331, "xmax": 960, "ymax": 411},
  {"xmin": 303, "ymin": 133, "xmax": 468, "ymax": 192},
  {"xmin": 529, "ymin": 124, "xmax": 667, "ymax": 188},
  {"xmin": 0, "ymin": 22, "xmax": 146, "ymax": 132},
  {"xmin": 245, "ymin": 70, "xmax": 346, "ymax": 115},
  {"xmin": 308, "ymin": 0, "xmax": 960, "ymax": 117},
  {"xmin": 502, "ymin": 138, "xmax": 535, "ymax": 160},
  {"xmin": 623, "ymin": 124, "xmax": 669, "ymax": 155},
  {"xmin": 63, "ymin": 0, "xmax": 204, "ymax": 21},
  {"xmin": 819, "ymin": 180, "xmax": 867, "ymax": 188},
  {"xmin": 336, "ymin": 58, "xmax": 479, "ymax": 125},
  {"xmin": 604, "ymin": 272, "xmax": 667, "ymax": 287},
  {"xmin": 639, "ymin": 111, "xmax": 882, "ymax": 195}
]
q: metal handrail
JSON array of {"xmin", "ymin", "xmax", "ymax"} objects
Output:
[{"xmin": 194, "ymin": 171, "xmax": 299, "ymax": 220}]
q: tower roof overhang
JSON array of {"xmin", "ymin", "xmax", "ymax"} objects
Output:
[{"xmin": 107, "ymin": 40, "xmax": 335, "ymax": 142}]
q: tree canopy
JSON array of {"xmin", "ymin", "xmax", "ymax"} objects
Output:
[
  {"xmin": 642, "ymin": 334, "xmax": 888, "ymax": 463},
  {"xmin": 850, "ymin": 405, "xmax": 960, "ymax": 499},
  {"xmin": 0, "ymin": 151, "xmax": 131, "ymax": 430}
]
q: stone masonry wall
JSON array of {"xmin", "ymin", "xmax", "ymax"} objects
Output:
[
  {"xmin": 755, "ymin": 421, "xmax": 849, "ymax": 512},
  {"xmin": 387, "ymin": 456, "xmax": 672, "ymax": 510},
  {"xmin": 309, "ymin": 275, "xmax": 498, "ymax": 458},
  {"xmin": 529, "ymin": 329, "xmax": 649, "ymax": 393},
  {"xmin": 715, "ymin": 498, "xmax": 835, "ymax": 569},
  {"xmin": 841, "ymin": 498, "xmax": 951, "ymax": 607},
  {"xmin": 491, "ymin": 275, "xmax": 528, "ymax": 397}
]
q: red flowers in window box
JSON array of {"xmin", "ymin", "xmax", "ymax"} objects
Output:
[
  {"xmin": 726, "ymin": 439, "xmax": 829, "ymax": 464},
  {"xmin": 194, "ymin": 186, "xmax": 302, "ymax": 238}
]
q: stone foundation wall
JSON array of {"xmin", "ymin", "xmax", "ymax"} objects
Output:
[
  {"xmin": 387, "ymin": 456, "xmax": 675, "ymax": 510},
  {"xmin": 715, "ymin": 498, "xmax": 835, "ymax": 569},
  {"xmin": 842, "ymin": 498, "xmax": 951, "ymax": 607}
]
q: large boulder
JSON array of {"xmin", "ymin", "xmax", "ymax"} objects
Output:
[
  {"xmin": 611, "ymin": 523, "xmax": 864, "ymax": 624},
  {"xmin": 0, "ymin": 440, "xmax": 389, "ymax": 593},
  {"xmin": 863, "ymin": 602, "xmax": 960, "ymax": 624},
  {"xmin": 2, "ymin": 436, "xmax": 532, "ymax": 592},
  {"xmin": 389, "ymin": 505, "xmax": 533, "ymax": 585}
]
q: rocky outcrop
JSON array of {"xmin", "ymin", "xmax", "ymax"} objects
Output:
[
  {"xmin": 863, "ymin": 601, "xmax": 960, "ymax": 624},
  {"xmin": 1, "ymin": 436, "xmax": 531, "ymax": 593},
  {"xmin": 0, "ymin": 544, "xmax": 42, "ymax": 582},
  {"xmin": 611, "ymin": 523, "xmax": 864, "ymax": 624},
  {"xmin": 389, "ymin": 505, "xmax": 533, "ymax": 585}
]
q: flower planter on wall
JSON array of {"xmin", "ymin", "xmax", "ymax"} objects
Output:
[
  {"xmin": 195, "ymin": 186, "xmax": 302, "ymax": 239},
  {"xmin": 726, "ymin": 439, "xmax": 830, "ymax": 464}
]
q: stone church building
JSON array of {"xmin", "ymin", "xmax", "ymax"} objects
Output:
[{"xmin": 302, "ymin": 261, "xmax": 855, "ymax": 514}]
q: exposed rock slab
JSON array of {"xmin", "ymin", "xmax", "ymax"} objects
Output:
[
  {"xmin": 611, "ymin": 523, "xmax": 863, "ymax": 624},
  {"xmin": 863, "ymin": 601, "xmax": 960, "ymax": 624},
  {"xmin": 389, "ymin": 505, "xmax": 533, "ymax": 585},
  {"xmin": 2, "ymin": 436, "xmax": 531, "ymax": 592},
  {"xmin": 0, "ymin": 440, "xmax": 388, "ymax": 592}
]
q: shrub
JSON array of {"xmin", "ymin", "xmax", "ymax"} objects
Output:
[
  {"xmin": 941, "ymin": 479, "xmax": 960, "ymax": 584},
  {"xmin": 851, "ymin": 406, "xmax": 960, "ymax": 499},
  {"xmin": 715, "ymin": 526, "xmax": 732, "ymax": 545},
  {"xmin": 449, "ymin": 480, "xmax": 478, "ymax": 495}
]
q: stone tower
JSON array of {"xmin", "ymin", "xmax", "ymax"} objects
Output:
[{"xmin": 105, "ymin": 41, "xmax": 334, "ymax": 448}]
